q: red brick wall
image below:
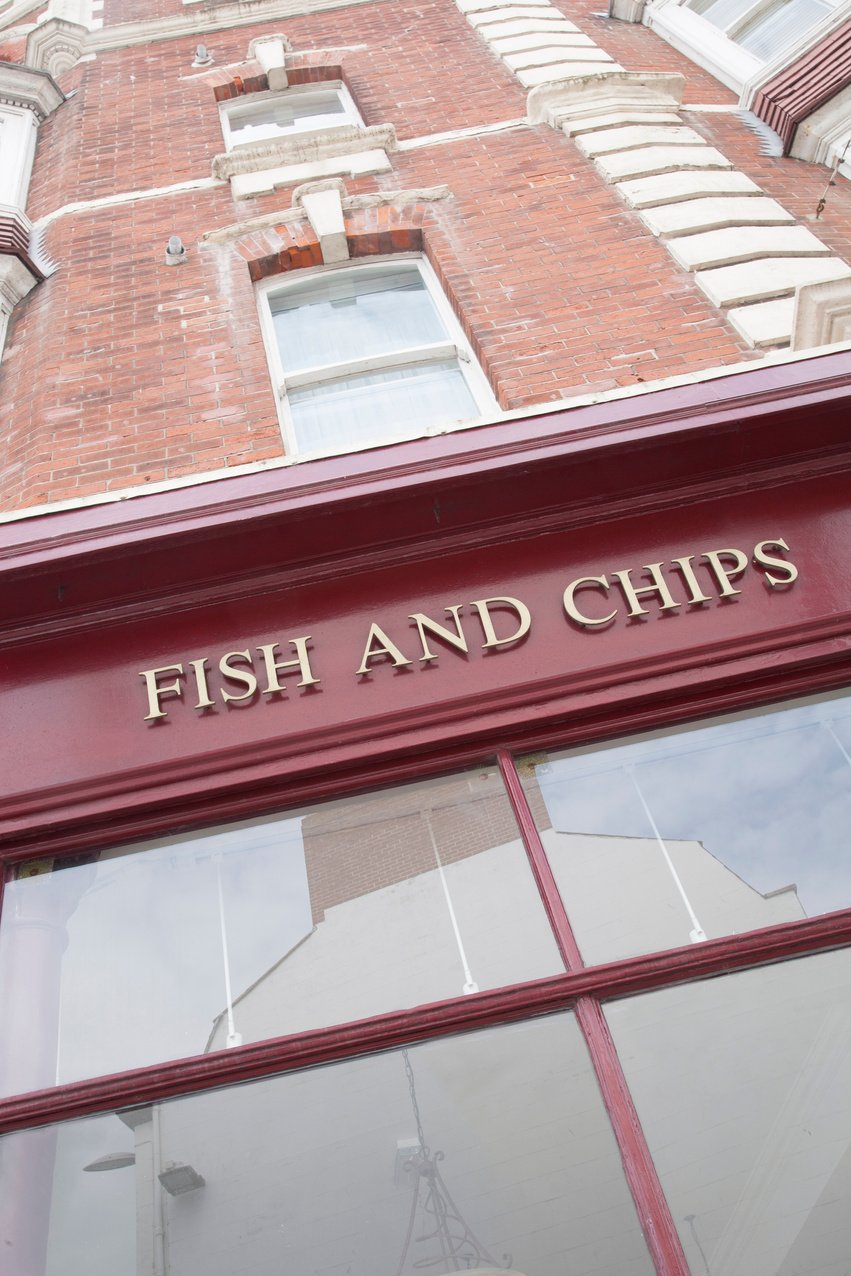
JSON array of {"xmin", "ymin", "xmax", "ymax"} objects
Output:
[{"xmin": 2, "ymin": 0, "xmax": 851, "ymax": 511}]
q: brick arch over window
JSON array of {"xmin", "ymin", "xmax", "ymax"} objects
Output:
[
  {"xmin": 239, "ymin": 204, "xmax": 426, "ymax": 284},
  {"xmin": 210, "ymin": 59, "xmax": 348, "ymax": 104}
]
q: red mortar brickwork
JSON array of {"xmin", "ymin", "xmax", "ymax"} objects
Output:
[
  {"xmin": 2, "ymin": 0, "xmax": 848, "ymax": 512},
  {"xmin": 302, "ymin": 769, "xmax": 552, "ymax": 923}
]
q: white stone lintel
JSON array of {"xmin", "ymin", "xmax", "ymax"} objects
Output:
[
  {"xmin": 212, "ymin": 122, "xmax": 397, "ymax": 181},
  {"xmin": 231, "ymin": 149, "xmax": 391, "ymax": 200},
  {"xmin": 526, "ymin": 70, "xmax": 685, "ymax": 126}
]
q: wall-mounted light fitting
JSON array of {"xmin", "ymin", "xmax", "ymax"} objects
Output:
[
  {"xmin": 165, "ymin": 235, "xmax": 188, "ymax": 266},
  {"xmin": 192, "ymin": 43, "xmax": 213, "ymax": 67}
]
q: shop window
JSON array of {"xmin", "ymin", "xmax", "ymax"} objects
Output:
[
  {"xmin": 0, "ymin": 766, "xmax": 561, "ymax": 1095},
  {"xmin": 219, "ymin": 82, "xmax": 361, "ymax": 150},
  {"xmin": 3, "ymin": 687, "xmax": 851, "ymax": 1275},
  {"xmin": 519, "ymin": 690, "xmax": 851, "ymax": 965},
  {"xmin": 257, "ymin": 257, "xmax": 496, "ymax": 457}
]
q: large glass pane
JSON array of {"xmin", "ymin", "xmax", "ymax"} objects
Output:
[
  {"xmin": 270, "ymin": 264, "xmax": 449, "ymax": 374},
  {"xmin": 519, "ymin": 691, "xmax": 851, "ymax": 964},
  {"xmin": 0, "ymin": 1015, "xmax": 655, "ymax": 1276},
  {"xmin": 606, "ymin": 949, "xmax": 851, "ymax": 1275},
  {"xmin": 289, "ymin": 360, "xmax": 479, "ymax": 453},
  {"xmin": 0, "ymin": 768, "xmax": 563, "ymax": 1095},
  {"xmin": 229, "ymin": 90, "xmax": 349, "ymax": 145},
  {"xmin": 737, "ymin": 0, "xmax": 830, "ymax": 59},
  {"xmin": 693, "ymin": 0, "xmax": 754, "ymax": 32}
]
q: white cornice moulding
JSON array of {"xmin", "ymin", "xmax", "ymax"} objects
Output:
[
  {"xmin": 211, "ymin": 122, "xmax": 398, "ymax": 179},
  {"xmin": 0, "ymin": 59, "xmax": 64, "ymax": 117},
  {"xmin": 81, "ymin": 0, "xmax": 374, "ymax": 54}
]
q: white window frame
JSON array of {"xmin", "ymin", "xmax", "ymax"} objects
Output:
[
  {"xmin": 256, "ymin": 255, "xmax": 498, "ymax": 460},
  {"xmin": 219, "ymin": 82, "xmax": 362, "ymax": 151},
  {"xmin": 645, "ymin": 0, "xmax": 850, "ymax": 96}
]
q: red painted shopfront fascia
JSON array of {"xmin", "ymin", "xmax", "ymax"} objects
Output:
[
  {"xmin": 2, "ymin": 350, "xmax": 850, "ymax": 854},
  {"xmin": 1, "ymin": 350, "xmax": 851, "ymax": 1276}
]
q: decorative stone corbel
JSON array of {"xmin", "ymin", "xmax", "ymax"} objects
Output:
[
  {"xmin": 295, "ymin": 182, "xmax": 349, "ymax": 264},
  {"xmin": 25, "ymin": 16, "xmax": 89, "ymax": 77}
]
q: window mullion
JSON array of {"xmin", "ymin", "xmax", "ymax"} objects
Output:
[
  {"xmin": 497, "ymin": 749, "xmax": 584, "ymax": 970},
  {"xmin": 575, "ymin": 995, "xmax": 692, "ymax": 1276},
  {"xmin": 281, "ymin": 342, "xmax": 457, "ymax": 391},
  {"xmin": 725, "ymin": 0, "xmax": 773, "ymax": 36}
]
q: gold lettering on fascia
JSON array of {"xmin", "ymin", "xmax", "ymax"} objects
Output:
[{"xmin": 138, "ymin": 538, "xmax": 798, "ymax": 720}]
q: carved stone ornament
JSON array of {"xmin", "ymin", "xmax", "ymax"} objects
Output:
[
  {"xmin": 25, "ymin": 17, "xmax": 89, "ymax": 78},
  {"xmin": 0, "ymin": 60, "xmax": 65, "ymax": 120}
]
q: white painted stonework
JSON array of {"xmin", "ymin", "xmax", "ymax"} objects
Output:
[
  {"xmin": 576, "ymin": 123, "xmax": 707, "ymax": 157},
  {"xmin": 467, "ymin": 5, "xmax": 563, "ymax": 22},
  {"xmin": 668, "ymin": 225, "xmax": 830, "ymax": 273},
  {"xmin": 490, "ymin": 31, "xmax": 587, "ymax": 51},
  {"xmin": 504, "ymin": 45, "xmax": 612, "ymax": 70},
  {"xmin": 727, "ymin": 298, "xmax": 797, "ymax": 349},
  {"xmin": 454, "ymin": 0, "xmax": 851, "ymax": 351},
  {"xmin": 697, "ymin": 257, "xmax": 851, "ymax": 309},
  {"xmin": 474, "ymin": 16, "xmax": 577, "ymax": 35},
  {"xmin": 563, "ymin": 110, "xmax": 683, "ymax": 135},
  {"xmin": 640, "ymin": 195, "xmax": 793, "ymax": 238},
  {"xmin": 299, "ymin": 186, "xmax": 348, "ymax": 264},
  {"xmin": 458, "ymin": 0, "xmax": 620, "ymax": 90},
  {"xmin": 595, "ymin": 144, "xmax": 731, "ymax": 183},
  {"xmin": 518, "ymin": 60, "xmax": 622, "ymax": 88},
  {"xmin": 230, "ymin": 148, "xmax": 391, "ymax": 199},
  {"xmin": 617, "ymin": 169, "xmax": 762, "ymax": 209}
]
